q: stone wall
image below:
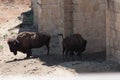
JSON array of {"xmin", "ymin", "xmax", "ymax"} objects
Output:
[
  {"xmin": 32, "ymin": 0, "xmax": 106, "ymax": 55},
  {"xmin": 107, "ymin": 0, "xmax": 120, "ymax": 63}
]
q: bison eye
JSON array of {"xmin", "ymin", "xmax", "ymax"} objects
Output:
[{"xmin": 14, "ymin": 42, "xmax": 16, "ymax": 45}]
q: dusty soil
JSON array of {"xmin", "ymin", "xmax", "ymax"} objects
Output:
[
  {"xmin": 0, "ymin": 2, "xmax": 79, "ymax": 76},
  {"xmin": 0, "ymin": 1, "xmax": 120, "ymax": 78}
]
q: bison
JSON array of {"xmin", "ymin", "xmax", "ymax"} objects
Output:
[
  {"xmin": 59, "ymin": 33, "xmax": 87, "ymax": 59},
  {"xmin": 7, "ymin": 32, "xmax": 51, "ymax": 58}
]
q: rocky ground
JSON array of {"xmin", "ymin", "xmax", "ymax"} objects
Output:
[{"xmin": 0, "ymin": 1, "xmax": 120, "ymax": 79}]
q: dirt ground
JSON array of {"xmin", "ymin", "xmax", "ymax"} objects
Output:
[
  {"xmin": 0, "ymin": 1, "xmax": 120, "ymax": 78},
  {"xmin": 0, "ymin": 2, "xmax": 80, "ymax": 76}
]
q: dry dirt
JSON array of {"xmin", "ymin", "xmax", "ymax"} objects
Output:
[
  {"xmin": 0, "ymin": 2, "xmax": 79, "ymax": 76},
  {"xmin": 0, "ymin": 1, "xmax": 120, "ymax": 79}
]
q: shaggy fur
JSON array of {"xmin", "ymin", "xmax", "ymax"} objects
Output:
[
  {"xmin": 7, "ymin": 32, "xmax": 51, "ymax": 58},
  {"xmin": 59, "ymin": 34, "xmax": 87, "ymax": 58}
]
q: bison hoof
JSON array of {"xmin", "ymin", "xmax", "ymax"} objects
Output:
[{"xmin": 24, "ymin": 56, "xmax": 30, "ymax": 59}]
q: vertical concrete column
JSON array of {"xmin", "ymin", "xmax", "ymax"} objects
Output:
[
  {"xmin": 107, "ymin": 0, "xmax": 120, "ymax": 63},
  {"xmin": 37, "ymin": 0, "xmax": 63, "ymax": 35},
  {"xmin": 32, "ymin": 0, "xmax": 39, "ymax": 29},
  {"xmin": 32, "ymin": 0, "xmax": 65, "ymax": 55},
  {"xmin": 63, "ymin": 0, "xmax": 74, "ymax": 37}
]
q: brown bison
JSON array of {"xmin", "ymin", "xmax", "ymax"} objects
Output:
[
  {"xmin": 59, "ymin": 33, "xmax": 87, "ymax": 58},
  {"xmin": 7, "ymin": 32, "xmax": 51, "ymax": 58}
]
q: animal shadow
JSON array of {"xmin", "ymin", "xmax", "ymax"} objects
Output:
[{"xmin": 5, "ymin": 56, "xmax": 36, "ymax": 63}]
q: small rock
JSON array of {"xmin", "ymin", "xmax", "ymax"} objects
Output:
[
  {"xmin": 32, "ymin": 68, "xmax": 38, "ymax": 71},
  {"xmin": 13, "ymin": 58, "xmax": 17, "ymax": 61},
  {"xmin": 24, "ymin": 65, "xmax": 26, "ymax": 67},
  {"xmin": 10, "ymin": 57, "xmax": 14, "ymax": 59}
]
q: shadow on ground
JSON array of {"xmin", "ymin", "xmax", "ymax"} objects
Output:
[{"xmin": 33, "ymin": 51, "xmax": 106, "ymax": 66}]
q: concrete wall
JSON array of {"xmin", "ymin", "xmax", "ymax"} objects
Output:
[
  {"xmin": 32, "ymin": 0, "xmax": 64, "ymax": 54},
  {"xmin": 63, "ymin": 0, "xmax": 73, "ymax": 36},
  {"xmin": 107, "ymin": 0, "xmax": 120, "ymax": 63},
  {"xmin": 32, "ymin": 0, "xmax": 106, "ymax": 54},
  {"xmin": 73, "ymin": 0, "xmax": 106, "ymax": 53},
  {"xmin": 35, "ymin": 0, "xmax": 64, "ymax": 35},
  {"xmin": 31, "ymin": 0, "xmax": 39, "ymax": 29}
]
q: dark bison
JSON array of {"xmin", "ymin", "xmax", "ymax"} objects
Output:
[
  {"xmin": 59, "ymin": 33, "xmax": 87, "ymax": 58},
  {"xmin": 7, "ymin": 32, "xmax": 51, "ymax": 58}
]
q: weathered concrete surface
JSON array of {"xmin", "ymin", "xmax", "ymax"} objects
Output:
[
  {"xmin": 106, "ymin": 0, "xmax": 120, "ymax": 63},
  {"xmin": 32, "ymin": 0, "xmax": 106, "ymax": 55},
  {"xmin": 73, "ymin": 0, "xmax": 106, "ymax": 53}
]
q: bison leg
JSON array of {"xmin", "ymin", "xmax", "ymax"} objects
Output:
[
  {"xmin": 70, "ymin": 51, "xmax": 74, "ymax": 57},
  {"xmin": 77, "ymin": 52, "xmax": 81, "ymax": 56},
  {"xmin": 63, "ymin": 47, "xmax": 65, "ymax": 57},
  {"xmin": 26, "ymin": 49, "xmax": 32, "ymax": 58},
  {"xmin": 45, "ymin": 42, "xmax": 50, "ymax": 55},
  {"xmin": 65, "ymin": 50, "xmax": 69, "ymax": 59},
  {"xmin": 77, "ymin": 51, "xmax": 82, "ymax": 60},
  {"xmin": 69, "ymin": 51, "xmax": 74, "ymax": 61}
]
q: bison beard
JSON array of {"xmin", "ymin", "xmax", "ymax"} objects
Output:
[
  {"xmin": 59, "ymin": 34, "xmax": 87, "ymax": 59},
  {"xmin": 7, "ymin": 32, "xmax": 51, "ymax": 58}
]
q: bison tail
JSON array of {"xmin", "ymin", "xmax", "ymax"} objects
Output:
[
  {"xmin": 58, "ymin": 33, "xmax": 64, "ymax": 39},
  {"xmin": 84, "ymin": 40, "xmax": 87, "ymax": 49}
]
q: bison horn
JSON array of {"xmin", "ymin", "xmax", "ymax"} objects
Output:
[{"xmin": 15, "ymin": 39, "xmax": 19, "ymax": 44}]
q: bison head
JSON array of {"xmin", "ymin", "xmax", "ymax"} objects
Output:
[{"xmin": 7, "ymin": 38, "xmax": 19, "ymax": 55}]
